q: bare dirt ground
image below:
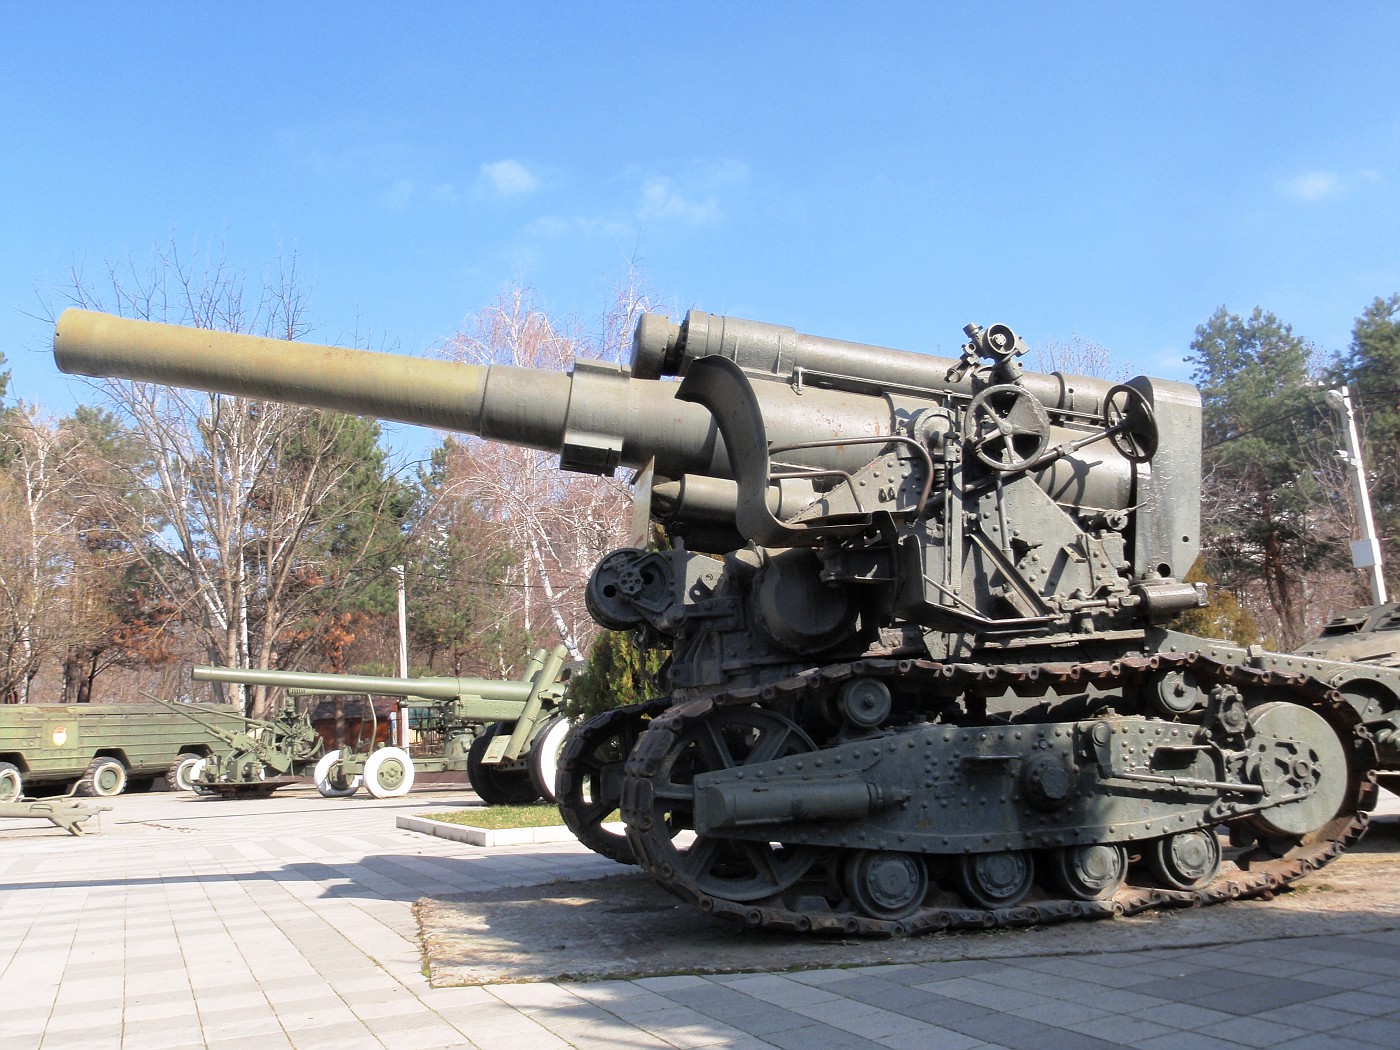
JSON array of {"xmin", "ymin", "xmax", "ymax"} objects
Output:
[{"xmin": 418, "ymin": 818, "xmax": 1400, "ymax": 986}]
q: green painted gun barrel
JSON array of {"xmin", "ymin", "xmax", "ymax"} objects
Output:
[{"xmin": 191, "ymin": 665, "xmax": 536, "ymax": 704}]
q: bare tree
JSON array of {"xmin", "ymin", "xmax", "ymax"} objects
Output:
[
  {"xmin": 0, "ymin": 409, "xmax": 86, "ymax": 702},
  {"xmin": 1033, "ymin": 335, "xmax": 1128, "ymax": 380},
  {"xmin": 50, "ymin": 243, "xmax": 407, "ymax": 714},
  {"xmin": 433, "ymin": 283, "xmax": 655, "ymax": 659}
]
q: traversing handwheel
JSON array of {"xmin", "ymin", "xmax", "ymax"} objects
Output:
[
  {"xmin": 968, "ymin": 385, "xmax": 1051, "ymax": 471},
  {"xmin": 1103, "ymin": 384, "xmax": 1158, "ymax": 462}
]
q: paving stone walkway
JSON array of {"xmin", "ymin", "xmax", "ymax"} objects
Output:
[{"xmin": 2, "ymin": 786, "xmax": 1398, "ymax": 1049}]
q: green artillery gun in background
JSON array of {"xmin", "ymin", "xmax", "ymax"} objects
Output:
[
  {"xmin": 150, "ymin": 696, "xmax": 323, "ymax": 797},
  {"xmin": 55, "ymin": 305, "xmax": 1400, "ymax": 936},
  {"xmin": 191, "ymin": 645, "xmax": 574, "ymax": 802}
]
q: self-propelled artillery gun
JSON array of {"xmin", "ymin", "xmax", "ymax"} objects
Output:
[{"xmin": 54, "ymin": 306, "xmax": 1396, "ymax": 934}]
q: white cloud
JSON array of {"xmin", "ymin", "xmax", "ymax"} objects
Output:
[
  {"xmin": 480, "ymin": 159, "xmax": 540, "ymax": 197},
  {"xmin": 1280, "ymin": 170, "xmax": 1343, "ymax": 202},
  {"xmin": 636, "ymin": 177, "xmax": 720, "ymax": 223}
]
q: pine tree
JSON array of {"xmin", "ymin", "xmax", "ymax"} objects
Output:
[{"xmin": 564, "ymin": 630, "xmax": 666, "ymax": 722}]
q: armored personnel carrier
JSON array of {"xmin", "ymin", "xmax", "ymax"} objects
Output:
[{"xmin": 54, "ymin": 306, "xmax": 1395, "ymax": 934}]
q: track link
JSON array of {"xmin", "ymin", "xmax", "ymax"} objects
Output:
[{"xmin": 620, "ymin": 653, "xmax": 1378, "ymax": 936}]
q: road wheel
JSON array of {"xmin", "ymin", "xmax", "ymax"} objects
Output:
[
  {"xmin": 0, "ymin": 761, "xmax": 22, "ymax": 803},
  {"xmin": 77, "ymin": 757, "xmax": 128, "ymax": 797},
  {"xmin": 364, "ymin": 747, "xmax": 415, "ymax": 799}
]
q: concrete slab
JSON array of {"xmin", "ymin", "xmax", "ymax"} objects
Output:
[{"xmin": 2, "ymin": 782, "xmax": 1399, "ymax": 1049}]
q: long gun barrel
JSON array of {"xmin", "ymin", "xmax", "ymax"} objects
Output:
[
  {"xmin": 53, "ymin": 308, "xmax": 1143, "ymax": 479},
  {"xmin": 55, "ymin": 308, "xmax": 904, "ymax": 480},
  {"xmin": 192, "ymin": 665, "xmax": 541, "ymax": 703}
]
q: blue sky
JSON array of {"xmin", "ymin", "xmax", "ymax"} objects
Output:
[{"xmin": 3, "ymin": 2, "xmax": 1398, "ymax": 459}]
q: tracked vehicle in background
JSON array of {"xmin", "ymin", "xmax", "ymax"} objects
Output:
[{"xmin": 54, "ymin": 305, "xmax": 1395, "ymax": 934}]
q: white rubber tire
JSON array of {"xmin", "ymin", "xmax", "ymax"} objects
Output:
[
  {"xmin": 363, "ymin": 747, "xmax": 415, "ymax": 799},
  {"xmin": 314, "ymin": 750, "xmax": 362, "ymax": 798},
  {"xmin": 529, "ymin": 715, "xmax": 575, "ymax": 803}
]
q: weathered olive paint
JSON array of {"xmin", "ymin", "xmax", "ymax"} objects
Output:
[{"xmin": 0, "ymin": 703, "xmax": 245, "ymax": 795}]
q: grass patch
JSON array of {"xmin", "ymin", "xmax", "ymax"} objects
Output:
[{"xmin": 421, "ymin": 804, "xmax": 564, "ymax": 830}]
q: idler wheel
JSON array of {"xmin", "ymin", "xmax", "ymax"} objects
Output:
[
  {"xmin": 1050, "ymin": 843, "xmax": 1128, "ymax": 901},
  {"xmin": 955, "ymin": 849, "xmax": 1034, "ymax": 909},
  {"xmin": 835, "ymin": 678, "xmax": 892, "ymax": 729},
  {"xmin": 843, "ymin": 849, "xmax": 929, "ymax": 920},
  {"xmin": 1147, "ymin": 828, "xmax": 1222, "ymax": 891}
]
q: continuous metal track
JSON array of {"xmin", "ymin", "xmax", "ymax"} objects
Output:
[{"xmin": 618, "ymin": 654, "xmax": 1377, "ymax": 936}]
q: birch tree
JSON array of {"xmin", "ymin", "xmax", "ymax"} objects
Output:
[
  {"xmin": 433, "ymin": 285, "xmax": 653, "ymax": 659},
  {"xmin": 0, "ymin": 409, "xmax": 85, "ymax": 702},
  {"xmin": 54, "ymin": 245, "xmax": 409, "ymax": 714}
]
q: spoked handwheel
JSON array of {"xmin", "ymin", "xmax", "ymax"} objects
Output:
[
  {"xmin": 1103, "ymin": 384, "xmax": 1159, "ymax": 462},
  {"xmin": 630, "ymin": 704, "xmax": 821, "ymax": 902},
  {"xmin": 556, "ymin": 701, "xmax": 666, "ymax": 865},
  {"xmin": 967, "ymin": 384, "xmax": 1052, "ymax": 471}
]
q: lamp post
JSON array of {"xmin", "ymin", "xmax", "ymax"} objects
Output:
[{"xmin": 1325, "ymin": 386, "xmax": 1387, "ymax": 605}]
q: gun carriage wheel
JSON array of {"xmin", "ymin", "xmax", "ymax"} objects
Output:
[
  {"xmin": 314, "ymin": 749, "xmax": 362, "ymax": 798},
  {"xmin": 527, "ymin": 714, "xmax": 574, "ymax": 803},
  {"xmin": 364, "ymin": 746, "xmax": 415, "ymax": 799},
  {"xmin": 467, "ymin": 723, "xmax": 541, "ymax": 805}
]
